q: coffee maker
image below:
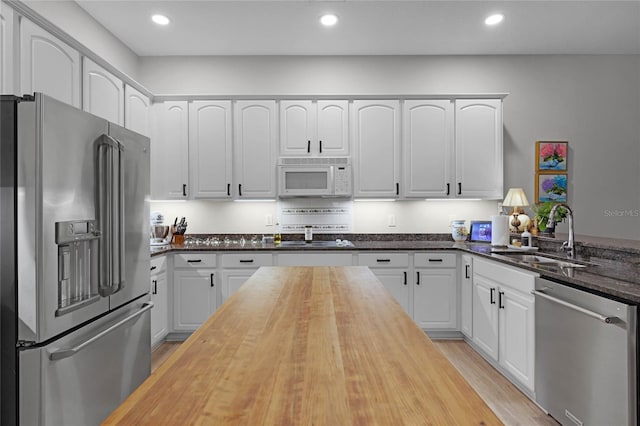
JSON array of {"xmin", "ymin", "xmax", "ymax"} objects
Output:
[{"xmin": 150, "ymin": 211, "xmax": 172, "ymax": 246}]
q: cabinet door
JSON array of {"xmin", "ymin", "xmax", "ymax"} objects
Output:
[
  {"xmin": 233, "ymin": 101, "xmax": 277, "ymax": 199},
  {"xmin": 277, "ymin": 252, "xmax": 353, "ymax": 266},
  {"xmin": 0, "ymin": 5, "xmax": 14, "ymax": 94},
  {"xmin": 370, "ymin": 269, "xmax": 410, "ymax": 316},
  {"xmin": 413, "ymin": 268, "xmax": 457, "ymax": 329},
  {"xmin": 150, "ymin": 271, "xmax": 168, "ymax": 347},
  {"xmin": 189, "ymin": 101, "xmax": 232, "ymax": 199},
  {"xmin": 280, "ymin": 100, "xmax": 315, "ymax": 156},
  {"xmin": 221, "ymin": 269, "xmax": 257, "ymax": 303},
  {"xmin": 317, "ymin": 100, "xmax": 349, "ymax": 156},
  {"xmin": 352, "ymin": 100, "xmax": 400, "ymax": 198},
  {"xmin": 455, "ymin": 99, "xmax": 503, "ymax": 199},
  {"xmin": 124, "ymin": 84, "xmax": 150, "ymax": 136},
  {"xmin": 498, "ymin": 285, "xmax": 535, "ymax": 391},
  {"xmin": 82, "ymin": 57, "xmax": 124, "ymax": 124},
  {"xmin": 471, "ymin": 274, "xmax": 499, "ymax": 361},
  {"xmin": 150, "ymin": 101, "xmax": 189, "ymax": 199},
  {"xmin": 20, "ymin": 18, "xmax": 81, "ymax": 107},
  {"xmin": 460, "ymin": 255, "xmax": 473, "ymax": 338},
  {"xmin": 402, "ymin": 100, "xmax": 454, "ymax": 198},
  {"xmin": 173, "ymin": 270, "xmax": 217, "ymax": 331}
]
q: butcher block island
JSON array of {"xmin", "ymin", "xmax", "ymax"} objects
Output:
[{"xmin": 104, "ymin": 267, "xmax": 501, "ymax": 425}]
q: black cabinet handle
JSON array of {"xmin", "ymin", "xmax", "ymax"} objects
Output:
[
  {"xmin": 428, "ymin": 258, "xmax": 443, "ymax": 263},
  {"xmin": 465, "ymin": 264, "xmax": 470, "ymax": 279},
  {"xmin": 403, "ymin": 271, "xmax": 407, "ymax": 285},
  {"xmin": 499, "ymin": 291, "xmax": 505, "ymax": 309},
  {"xmin": 182, "ymin": 184, "xmax": 187, "ymax": 197},
  {"xmin": 187, "ymin": 259, "xmax": 202, "ymax": 263},
  {"xmin": 458, "ymin": 182, "xmax": 462, "ymax": 195},
  {"xmin": 396, "ymin": 183, "xmax": 399, "ymax": 196},
  {"xmin": 376, "ymin": 259, "xmax": 391, "ymax": 263},
  {"xmin": 319, "ymin": 140, "xmax": 322, "ymax": 153},
  {"xmin": 416, "ymin": 271, "xmax": 420, "ymax": 285},
  {"xmin": 446, "ymin": 183, "xmax": 450, "ymax": 196},
  {"xmin": 238, "ymin": 184, "xmax": 242, "ymax": 197},
  {"xmin": 150, "ymin": 266, "xmax": 157, "ymax": 271},
  {"xmin": 152, "ymin": 279, "xmax": 157, "ymax": 295},
  {"xmin": 227, "ymin": 183, "xmax": 230, "ymax": 196},
  {"xmin": 239, "ymin": 259, "xmax": 254, "ymax": 263},
  {"xmin": 307, "ymin": 140, "xmax": 311, "ymax": 153},
  {"xmin": 210, "ymin": 273, "xmax": 215, "ymax": 287},
  {"xmin": 490, "ymin": 288, "xmax": 496, "ymax": 304}
]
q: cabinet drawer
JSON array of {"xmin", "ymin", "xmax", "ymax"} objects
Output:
[
  {"xmin": 358, "ymin": 253, "xmax": 409, "ymax": 268},
  {"xmin": 150, "ymin": 255, "xmax": 167, "ymax": 274},
  {"xmin": 221, "ymin": 253, "xmax": 273, "ymax": 268},
  {"xmin": 174, "ymin": 253, "xmax": 217, "ymax": 269},
  {"xmin": 473, "ymin": 257, "xmax": 537, "ymax": 293},
  {"xmin": 278, "ymin": 252, "xmax": 353, "ymax": 266},
  {"xmin": 414, "ymin": 252, "xmax": 456, "ymax": 268}
]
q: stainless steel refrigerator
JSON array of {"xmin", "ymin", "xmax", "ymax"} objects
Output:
[{"xmin": 1, "ymin": 93, "xmax": 152, "ymax": 425}]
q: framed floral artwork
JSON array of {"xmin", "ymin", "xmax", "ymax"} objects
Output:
[
  {"xmin": 536, "ymin": 173, "xmax": 567, "ymax": 203},
  {"xmin": 536, "ymin": 141, "xmax": 568, "ymax": 171}
]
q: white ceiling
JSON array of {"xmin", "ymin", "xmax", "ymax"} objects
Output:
[{"xmin": 75, "ymin": 0, "xmax": 640, "ymax": 56}]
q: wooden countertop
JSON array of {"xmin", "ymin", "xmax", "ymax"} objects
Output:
[{"xmin": 104, "ymin": 266, "xmax": 502, "ymax": 425}]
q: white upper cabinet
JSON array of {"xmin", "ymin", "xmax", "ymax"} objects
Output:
[
  {"xmin": 402, "ymin": 100, "xmax": 454, "ymax": 198},
  {"xmin": 455, "ymin": 99, "xmax": 503, "ymax": 199},
  {"xmin": 352, "ymin": 100, "xmax": 401, "ymax": 198},
  {"xmin": 233, "ymin": 100, "xmax": 277, "ymax": 199},
  {"xmin": 20, "ymin": 17, "xmax": 80, "ymax": 108},
  {"xmin": 0, "ymin": 5, "xmax": 14, "ymax": 94},
  {"xmin": 280, "ymin": 100, "xmax": 349, "ymax": 156},
  {"xmin": 124, "ymin": 84, "xmax": 150, "ymax": 136},
  {"xmin": 150, "ymin": 101, "xmax": 189, "ymax": 199},
  {"xmin": 82, "ymin": 57, "xmax": 124, "ymax": 124},
  {"xmin": 189, "ymin": 101, "xmax": 233, "ymax": 199}
]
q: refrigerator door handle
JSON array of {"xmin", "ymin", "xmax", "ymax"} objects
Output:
[
  {"xmin": 48, "ymin": 302, "xmax": 154, "ymax": 361},
  {"xmin": 97, "ymin": 134, "xmax": 125, "ymax": 296}
]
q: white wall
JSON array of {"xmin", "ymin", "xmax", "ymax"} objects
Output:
[
  {"xmin": 21, "ymin": 0, "xmax": 140, "ymax": 80},
  {"xmin": 142, "ymin": 55, "xmax": 640, "ymax": 240}
]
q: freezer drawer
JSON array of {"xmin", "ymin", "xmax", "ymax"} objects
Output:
[{"xmin": 19, "ymin": 299, "xmax": 152, "ymax": 426}]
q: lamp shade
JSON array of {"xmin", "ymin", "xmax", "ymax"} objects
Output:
[{"xmin": 502, "ymin": 188, "xmax": 529, "ymax": 207}]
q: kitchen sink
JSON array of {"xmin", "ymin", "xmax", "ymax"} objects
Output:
[{"xmin": 498, "ymin": 253, "xmax": 593, "ymax": 268}]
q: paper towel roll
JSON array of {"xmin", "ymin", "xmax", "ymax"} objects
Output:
[{"xmin": 491, "ymin": 215, "xmax": 509, "ymax": 246}]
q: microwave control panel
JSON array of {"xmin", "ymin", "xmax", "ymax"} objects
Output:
[{"xmin": 334, "ymin": 165, "xmax": 351, "ymax": 195}]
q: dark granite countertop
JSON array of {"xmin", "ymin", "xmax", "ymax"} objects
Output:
[{"xmin": 150, "ymin": 234, "xmax": 640, "ymax": 305}]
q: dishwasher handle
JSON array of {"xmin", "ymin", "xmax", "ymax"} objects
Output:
[{"xmin": 531, "ymin": 290, "xmax": 619, "ymax": 324}]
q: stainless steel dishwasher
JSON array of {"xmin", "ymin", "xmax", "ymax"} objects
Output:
[{"xmin": 534, "ymin": 277, "xmax": 638, "ymax": 426}]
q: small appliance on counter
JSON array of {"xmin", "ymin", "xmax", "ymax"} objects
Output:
[{"xmin": 150, "ymin": 211, "xmax": 172, "ymax": 246}]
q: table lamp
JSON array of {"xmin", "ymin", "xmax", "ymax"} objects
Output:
[{"xmin": 502, "ymin": 188, "xmax": 529, "ymax": 233}]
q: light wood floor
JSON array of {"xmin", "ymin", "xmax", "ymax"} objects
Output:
[{"xmin": 151, "ymin": 340, "xmax": 558, "ymax": 426}]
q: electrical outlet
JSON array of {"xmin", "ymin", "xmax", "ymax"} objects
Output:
[
  {"xmin": 265, "ymin": 214, "xmax": 273, "ymax": 226},
  {"xmin": 388, "ymin": 214, "xmax": 396, "ymax": 227}
]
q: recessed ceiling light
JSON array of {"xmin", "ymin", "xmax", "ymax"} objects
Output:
[
  {"xmin": 151, "ymin": 14, "xmax": 170, "ymax": 26},
  {"xmin": 484, "ymin": 14, "xmax": 504, "ymax": 26},
  {"xmin": 320, "ymin": 14, "xmax": 338, "ymax": 27}
]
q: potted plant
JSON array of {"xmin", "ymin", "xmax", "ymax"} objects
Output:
[{"xmin": 531, "ymin": 201, "xmax": 567, "ymax": 233}]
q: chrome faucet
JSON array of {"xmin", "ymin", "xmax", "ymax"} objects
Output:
[{"xmin": 546, "ymin": 203, "xmax": 575, "ymax": 258}]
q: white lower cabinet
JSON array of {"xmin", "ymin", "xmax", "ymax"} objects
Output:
[
  {"xmin": 357, "ymin": 253, "xmax": 410, "ymax": 315},
  {"xmin": 277, "ymin": 252, "xmax": 354, "ymax": 266},
  {"xmin": 472, "ymin": 257, "xmax": 537, "ymax": 392},
  {"xmin": 460, "ymin": 254, "xmax": 473, "ymax": 338},
  {"xmin": 150, "ymin": 256, "xmax": 168, "ymax": 347},
  {"xmin": 413, "ymin": 253, "xmax": 458, "ymax": 330},
  {"xmin": 173, "ymin": 253, "xmax": 218, "ymax": 332},
  {"xmin": 220, "ymin": 253, "xmax": 273, "ymax": 303}
]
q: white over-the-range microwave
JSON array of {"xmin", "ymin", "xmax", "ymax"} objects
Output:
[{"xmin": 278, "ymin": 157, "xmax": 352, "ymax": 197}]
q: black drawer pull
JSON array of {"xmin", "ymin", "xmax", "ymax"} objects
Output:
[
  {"xmin": 416, "ymin": 271, "xmax": 420, "ymax": 285},
  {"xmin": 428, "ymin": 258, "xmax": 443, "ymax": 262},
  {"xmin": 403, "ymin": 271, "xmax": 407, "ymax": 285},
  {"xmin": 376, "ymin": 259, "xmax": 391, "ymax": 263},
  {"xmin": 238, "ymin": 184, "xmax": 242, "ymax": 197},
  {"xmin": 465, "ymin": 264, "xmax": 470, "ymax": 279},
  {"xmin": 490, "ymin": 288, "xmax": 496, "ymax": 304},
  {"xmin": 319, "ymin": 140, "xmax": 322, "ymax": 153},
  {"xmin": 182, "ymin": 184, "xmax": 187, "ymax": 197},
  {"xmin": 210, "ymin": 273, "xmax": 215, "ymax": 287},
  {"xmin": 307, "ymin": 140, "xmax": 311, "ymax": 153},
  {"xmin": 187, "ymin": 259, "xmax": 202, "ymax": 263},
  {"xmin": 499, "ymin": 291, "xmax": 505, "ymax": 309},
  {"xmin": 458, "ymin": 182, "xmax": 462, "ymax": 195},
  {"xmin": 396, "ymin": 183, "xmax": 399, "ymax": 196},
  {"xmin": 152, "ymin": 279, "xmax": 157, "ymax": 295},
  {"xmin": 150, "ymin": 266, "xmax": 157, "ymax": 271},
  {"xmin": 227, "ymin": 183, "xmax": 231, "ymax": 196},
  {"xmin": 239, "ymin": 259, "xmax": 254, "ymax": 263},
  {"xmin": 446, "ymin": 183, "xmax": 450, "ymax": 196}
]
